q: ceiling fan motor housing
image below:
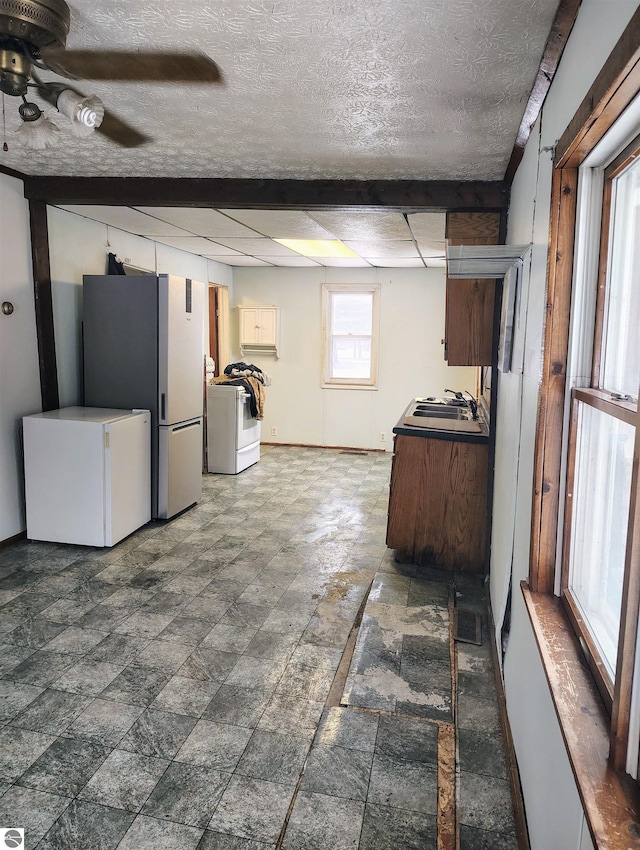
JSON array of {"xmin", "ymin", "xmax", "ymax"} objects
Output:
[
  {"xmin": 0, "ymin": 0, "xmax": 70, "ymax": 48},
  {"xmin": 0, "ymin": 0, "xmax": 69, "ymax": 95}
]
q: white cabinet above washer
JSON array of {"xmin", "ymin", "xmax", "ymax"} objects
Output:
[{"xmin": 238, "ymin": 306, "xmax": 280, "ymax": 358}]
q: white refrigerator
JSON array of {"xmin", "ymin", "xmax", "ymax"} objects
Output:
[
  {"xmin": 23, "ymin": 407, "xmax": 151, "ymax": 547},
  {"xmin": 83, "ymin": 274, "xmax": 205, "ymax": 519}
]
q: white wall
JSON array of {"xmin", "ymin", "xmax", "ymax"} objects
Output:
[
  {"xmin": 231, "ymin": 266, "xmax": 477, "ymax": 450},
  {"xmin": 491, "ymin": 2, "xmax": 639, "ymax": 847},
  {"xmin": 0, "ymin": 173, "xmax": 42, "ymax": 540}
]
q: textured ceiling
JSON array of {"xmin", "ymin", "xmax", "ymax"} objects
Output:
[{"xmin": 1, "ymin": 0, "xmax": 561, "ymax": 180}]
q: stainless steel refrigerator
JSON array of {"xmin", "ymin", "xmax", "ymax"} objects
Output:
[{"xmin": 83, "ymin": 273, "xmax": 204, "ymax": 519}]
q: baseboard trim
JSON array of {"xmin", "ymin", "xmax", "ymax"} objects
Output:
[
  {"xmin": 0, "ymin": 531, "xmax": 26, "ymax": 550},
  {"xmin": 261, "ymin": 441, "xmax": 386, "ymax": 453}
]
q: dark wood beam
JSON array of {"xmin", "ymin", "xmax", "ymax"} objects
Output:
[
  {"xmin": 28, "ymin": 200, "xmax": 59, "ymax": 412},
  {"xmin": 22, "ymin": 177, "xmax": 509, "ymax": 212},
  {"xmin": 556, "ymin": 3, "xmax": 640, "ymax": 167},
  {"xmin": 505, "ymin": 0, "xmax": 582, "ymax": 183},
  {"xmin": 0, "ymin": 163, "xmax": 27, "ymax": 180}
]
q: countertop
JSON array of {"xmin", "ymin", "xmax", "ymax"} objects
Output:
[{"xmin": 392, "ymin": 399, "xmax": 489, "ymax": 444}]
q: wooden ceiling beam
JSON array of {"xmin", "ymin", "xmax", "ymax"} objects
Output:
[{"xmin": 21, "ymin": 177, "xmax": 509, "ymax": 212}]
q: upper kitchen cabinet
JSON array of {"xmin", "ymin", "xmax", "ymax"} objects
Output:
[
  {"xmin": 239, "ymin": 305, "xmax": 281, "ymax": 358},
  {"xmin": 444, "ymin": 212, "xmax": 501, "ymax": 366}
]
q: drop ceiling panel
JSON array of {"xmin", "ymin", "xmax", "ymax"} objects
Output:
[
  {"xmin": 365, "ymin": 257, "xmax": 425, "ymax": 268},
  {"xmin": 253, "ymin": 256, "xmax": 321, "ymax": 267},
  {"xmin": 153, "ymin": 236, "xmax": 242, "ymax": 255},
  {"xmin": 203, "ymin": 255, "xmax": 272, "ymax": 266},
  {"xmin": 210, "ymin": 238, "xmax": 303, "ymax": 256},
  {"xmin": 135, "ymin": 208, "xmax": 259, "ymax": 238},
  {"xmin": 344, "ymin": 241, "xmax": 420, "ymax": 258},
  {"xmin": 310, "ymin": 212, "xmax": 413, "ymax": 241},
  {"xmin": 407, "ymin": 213, "xmax": 447, "ymax": 254},
  {"xmin": 223, "ymin": 210, "xmax": 334, "ymax": 238},
  {"xmin": 56, "ymin": 205, "xmax": 188, "ymax": 237},
  {"xmin": 312, "ymin": 257, "xmax": 371, "ymax": 267}
]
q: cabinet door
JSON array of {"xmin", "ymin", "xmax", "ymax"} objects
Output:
[
  {"xmin": 445, "ymin": 278, "xmax": 496, "ymax": 366},
  {"xmin": 444, "ymin": 212, "xmax": 501, "ymax": 367},
  {"xmin": 257, "ymin": 308, "xmax": 278, "ymax": 344},
  {"xmin": 240, "ymin": 308, "xmax": 261, "ymax": 345}
]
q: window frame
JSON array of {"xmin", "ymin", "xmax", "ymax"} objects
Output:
[
  {"xmin": 321, "ymin": 283, "xmax": 380, "ymax": 390},
  {"xmin": 526, "ymin": 9, "xmax": 640, "ymax": 844}
]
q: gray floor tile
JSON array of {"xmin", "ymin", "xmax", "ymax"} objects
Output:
[
  {"xmin": 134, "ymin": 639, "xmax": 194, "ymax": 672},
  {"xmin": 0, "ymin": 784, "xmax": 71, "ymax": 850},
  {"xmin": 4, "ymin": 650, "xmax": 76, "ymax": 687},
  {"xmin": 42, "ymin": 626, "xmax": 107, "ymax": 655},
  {"xmin": 151, "ymin": 675, "xmax": 221, "ymax": 717},
  {"xmin": 275, "ymin": 662, "xmax": 334, "ymax": 702},
  {"xmin": 281, "ymin": 791, "xmax": 364, "ymax": 850},
  {"xmin": 242, "ymin": 630, "xmax": 298, "ymax": 661},
  {"xmin": 142, "ymin": 761, "xmax": 231, "ymax": 827},
  {"xmin": 202, "ymin": 685, "xmax": 272, "ymax": 728},
  {"xmin": 114, "ymin": 611, "xmax": 177, "ymax": 639},
  {"xmin": 52, "ymin": 660, "xmax": 125, "ymax": 696},
  {"xmin": 208, "ymin": 775, "xmax": 293, "ymax": 844},
  {"xmin": 257, "ymin": 693, "xmax": 325, "ymax": 740},
  {"xmin": 375, "ymin": 715, "xmax": 439, "ymax": 764},
  {"xmin": 65, "ymin": 698, "xmax": 144, "ymax": 746},
  {"xmin": 0, "ymin": 726, "xmax": 56, "ymax": 782},
  {"xmin": 99, "ymin": 665, "xmax": 171, "ymax": 707},
  {"xmin": 458, "ymin": 727, "xmax": 508, "ymax": 779},
  {"xmin": 179, "ymin": 648, "xmax": 241, "ymax": 683},
  {"xmin": 458, "ymin": 771, "xmax": 517, "ymax": 834},
  {"xmin": 119, "ymin": 708, "xmax": 197, "ymax": 758},
  {"xmin": 157, "ymin": 615, "xmax": 216, "ymax": 646},
  {"xmin": 218, "ymin": 602, "xmax": 274, "ymax": 630},
  {"xmin": 176, "ymin": 719, "xmax": 252, "ymax": 770},
  {"xmin": 10, "ymin": 688, "xmax": 93, "ymax": 735},
  {"xmin": 197, "ymin": 831, "xmax": 275, "ymax": 849},
  {"xmin": 235, "ymin": 729, "xmax": 310, "ymax": 786},
  {"xmin": 368, "ymin": 754, "xmax": 438, "ymax": 815},
  {"xmin": 225, "ymin": 656, "xmax": 287, "ymax": 691},
  {"xmin": 315, "ymin": 707, "xmax": 379, "ymax": 752},
  {"xmin": 17, "ymin": 736, "xmax": 109, "ymax": 796},
  {"xmin": 181, "ymin": 595, "xmax": 234, "ymax": 622},
  {"xmin": 358, "ymin": 802, "xmax": 437, "ymax": 850},
  {"xmin": 117, "ymin": 814, "xmax": 204, "ymax": 850},
  {"xmin": 5, "ymin": 620, "xmax": 68, "ymax": 649},
  {"xmin": 301, "ymin": 743, "xmax": 372, "ymax": 800},
  {"xmin": 460, "ymin": 824, "xmax": 520, "ymax": 849},
  {"xmin": 78, "ymin": 748, "xmax": 169, "ymax": 812},
  {"xmin": 0, "ymin": 681, "xmax": 44, "ymax": 722},
  {"xmin": 85, "ymin": 633, "xmax": 149, "ymax": 664},
  {"xmin": 201, "ymin": 624, "xmax": 261, "ymax": 654},
  {"xmin": 0, "ymin": 643, "xmax": 37, "ymax": 676},
  {"xmin": 36, "ymin": 798, "xmax": 135, "ymax": 850}
]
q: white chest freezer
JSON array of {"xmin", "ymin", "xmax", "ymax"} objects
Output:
[{"xmin": 23, "ymin": 407, "xmax": 151, "ymax": 547}]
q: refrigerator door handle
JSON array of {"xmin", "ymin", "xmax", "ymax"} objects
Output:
[{"xmin": 161, "ymin": 393, "xmax": 166, "ymax": 421}]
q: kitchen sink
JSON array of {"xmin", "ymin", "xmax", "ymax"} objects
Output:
[{"xmin": 402, "ymin": 397, "xmax": 483, "ymax": 433}]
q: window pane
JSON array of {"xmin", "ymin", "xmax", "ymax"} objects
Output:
[
  {"xmin": 331, "ymin": 337, "xmax": 372, "ymax": 379},
  {"xmin": 602, "ymin": 159, "xmax": 640, "ymax": 398},
  {"xmin": 331, "ymin": 293, "xmax": 373, "ymax": 336},
  {"xmin": 568, "ymin": 402, "xmax": 634, "ymax": 678}
]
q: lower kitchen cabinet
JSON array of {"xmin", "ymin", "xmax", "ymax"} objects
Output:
[{"xmin": 386, "ymin": 433, "xmax": 488, "ymax": 573}]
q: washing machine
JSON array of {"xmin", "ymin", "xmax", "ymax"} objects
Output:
[{"xmin": 206, "ymin": 384, "xmax": 261, "ymax": 474}]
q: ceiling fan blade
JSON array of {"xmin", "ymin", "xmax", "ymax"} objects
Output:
[
  {"xmin": 39, "ymin": 48, "xmax": 223, "ymax": 83},
  {"xmin": 97, "ymin": 109, "xmax": 151, "ymax": 148}
]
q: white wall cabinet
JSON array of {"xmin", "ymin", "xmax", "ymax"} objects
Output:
[{"xmin": 239, "ymin": 305, "xmax": 280, "ymax": 358}]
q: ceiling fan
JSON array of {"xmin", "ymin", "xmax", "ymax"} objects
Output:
[{"xmin": 0, "ymin": 0, "xmax": 223, "ymax": 149}]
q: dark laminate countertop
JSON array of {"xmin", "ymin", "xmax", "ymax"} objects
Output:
[{"xmin": 392, "ymin": 399, "xmax": 489, "ymax": 445}]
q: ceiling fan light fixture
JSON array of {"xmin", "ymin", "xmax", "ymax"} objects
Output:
[
  {"xmin": 16, "ymin": 100, "xmax": 59, "ymax": 149},
  {"xmin": 56, "ymin": 88, "xmax": 104, "ymax": 135}
]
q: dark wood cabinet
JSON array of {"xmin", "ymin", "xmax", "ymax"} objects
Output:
[
  {"xmin": 386, "ymin": 433, "xmax": 488, "ymax": 573},
  {"xmin": 443, "ymin": 212, "xmax": 501, "ymax": 367}
]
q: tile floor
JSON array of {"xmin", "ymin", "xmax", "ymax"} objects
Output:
[{"xmin": 0, "ymin": 445, "xmax": 519, "ymax": 849}]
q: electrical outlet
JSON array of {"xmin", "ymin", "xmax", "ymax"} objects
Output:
[
  {"xmin": 380, "ymin": 431, "xmax": 386, "ymax": 442},
  {"xmin": 271, "ymin": 426, "xmax": 278, "ymax": 436}
]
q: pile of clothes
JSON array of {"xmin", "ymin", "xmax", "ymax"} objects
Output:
[{"xmin": 213, "ymin": 361, "xmax": 271, "ymax": 419}]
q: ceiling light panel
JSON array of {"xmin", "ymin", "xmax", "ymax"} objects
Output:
[
  {"xmin": 223, "ymin": 210, "xmax": 334, "ymax": 238},
  {"xmin": 134, "ymin": 207, "xmax": 259, "ymax": 238},
  {"xmin": 56, "ymin": 205, "xmax": 188, "ymax": 237},
  {"xmin": 344, "ymin": 240, "xmax": 420, "ymax": 258},
  {"xmin": 310, "ymin": 211, "xmax": 412, "ymax": 241}
]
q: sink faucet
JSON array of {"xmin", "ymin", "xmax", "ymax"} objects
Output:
[{"xmin": 444, "ymin": 389, "xmax": 479, "ymax": 420}]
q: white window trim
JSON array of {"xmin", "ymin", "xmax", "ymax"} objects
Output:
[{"xmin": 321, "ymin": 283, "xmax": 380, "ymax": 390}]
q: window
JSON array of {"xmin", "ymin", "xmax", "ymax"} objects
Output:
[
  {"xmin": 561, "ymin": 149, "xmax": 640, "ymax": 715},
  {"xmin": 321, "ymin": 284, "xmax": 380, "ymax": 388}
]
